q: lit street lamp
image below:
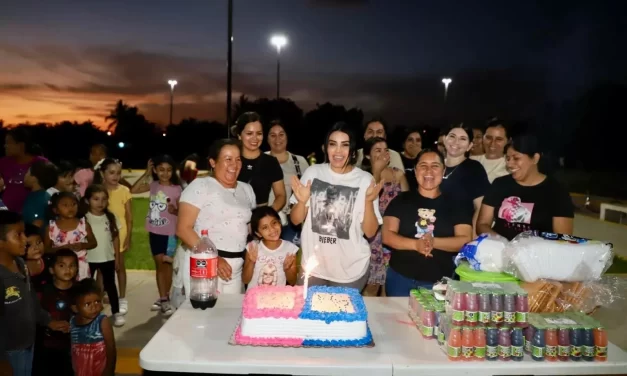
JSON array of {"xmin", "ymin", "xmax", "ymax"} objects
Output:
[
  {"xmin": 167, "ymin": 79, "xmax": 177, "ymax": 126},
  {"xmin": 270, "ymin": 34, "xmax": 287, "ymax": 99},
  {"xmin": 441, "ymin": 78, "xmax": 452, "ymax": 101}
]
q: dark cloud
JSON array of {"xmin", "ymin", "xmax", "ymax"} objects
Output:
[{"xmin": 309, "ymin": 0, "xmax": 369, "ymax": 7}]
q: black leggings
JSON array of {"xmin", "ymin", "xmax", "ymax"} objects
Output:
[{"xmin": 89, "ymin": 261, "xmax": 120, "ymax": 314}]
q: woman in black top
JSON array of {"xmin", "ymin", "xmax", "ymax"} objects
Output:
[
  {"xmin": 440, "ymin": 124, "xmax": 490, "ymax": 236},
  {"xmin": 232, "ymin": 112, "xmax": 286, "ymax": 211},
  {"xmin": 382, "ymin": 149, "xmax": 473, "ymax": 296},
  {"xmin": 400, "ymin": 127, "xmax": 422, "ymax": 192},
  {"xmin": 477, "ymin": 134, "xmax": 574, "ymax": 240}
]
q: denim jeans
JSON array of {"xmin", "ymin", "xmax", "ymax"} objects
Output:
[
  {"xmin": 385, "ymin": 267, "xmax": 434, "ymax": 297},
  {"xmin": 6, "ymin": 347, "xmax": 34, "ymax": 376},
  {"xmin": 281, "ymin": 222, "xmax": 301, "ymax": 246}
]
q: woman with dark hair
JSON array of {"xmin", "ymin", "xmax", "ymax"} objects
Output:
[
  {"xmin": 382, "ymin": 149, "xmax": 473, "ymax": 296},
  {"xmin": 400, "ymin": 127, "xmax": 423, "ymax": 191},
  {"xmin": 477, "ymin": 134, "xmax": 574, "ymax": 240},
  {"xmin": 290, "ymin": 122, "xmax": 383, "ymax": 290},
  {"xmin": 0, "ymin": 127, "xmax": 47, "ymax": 212},
  {"xmin": 361, "ymin": 137, "xmax": 408, "ymax": 296},
  {"xmin": 232, "ymin": 112, "xmax": 286, "ymax": 213},
  {"xmin": 440, "ymin": 124, "xmax": 490, "ymax": 235},
  {"xmin": 177, "ymin": 139, "xmax": 256, "ymax": 296}
]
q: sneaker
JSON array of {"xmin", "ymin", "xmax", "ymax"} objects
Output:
[
  {"xmin": 150, "ymin": 299, "xmax": 162, "ymax": 311},
  {"xmin": 113, "ymin": 313, "xmax": 126, "ymax": 327},
  {"xmin": 119, "ymin": 298, "xmax": 128, "ymax": 315},
  {"xmin": 161, "ymin": 300, "xmax": 174, "ymax": 316}
]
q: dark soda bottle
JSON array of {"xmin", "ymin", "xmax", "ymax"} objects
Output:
[
  {"xmin": 582, "ymin": 327, "xmax": 595, "ymax": 362},
  {"xmin": 511, "ymin": 327, "xmax": 524, "ymax": 361},
  {"xmin": 486, "ymin": 326, "xmax": 499, "ymax": 361},
  {"xmin": 531, "ymin": 328, "xmax": 545, "ymax": 361},
  {"xmin": 570, "ymin": 328, "xmax": 582, "ymax": 361}
]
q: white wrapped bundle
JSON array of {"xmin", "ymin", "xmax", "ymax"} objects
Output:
[
  {"xmin": 505, "ymin": 231, "xmax": 613, "ymax": 282},
  {"xmin": 455, "ymin": 233, "xmax": 509, "ymax": 272}
]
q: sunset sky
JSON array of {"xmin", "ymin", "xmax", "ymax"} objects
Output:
[{"xmin": 1, "ymin": 0, "xmax": 625, "ymax": 128}]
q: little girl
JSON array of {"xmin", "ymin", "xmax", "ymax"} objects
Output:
[
  {"xmin": 44, "ymin": 192, "xmax": 97, "ymax": 280},
  {"xmin": 131, "ymin": 155, "xmax": 182, "ymax": 315},
  {"xmin": 70, "ymin": 278, "xmax": 117, "ymax": 376},
  {"xmin": 243, "ymin": 206, "xmax": 298, "ymax": 288},
  {"xmin": 94, "ymin": 158, "xmax": 132, "ymax": 315},
  {"xmin": 25, "ymin": 223, "xmax": 49, "ymax": 290},
  {"xmin": 83, "ymin": 184, "xmax": 125, "ymax": 327}
]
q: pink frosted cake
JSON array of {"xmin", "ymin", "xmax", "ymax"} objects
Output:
[{"xmin": 233, "ymin": 285, "xmax": 372, "ymax": 347}]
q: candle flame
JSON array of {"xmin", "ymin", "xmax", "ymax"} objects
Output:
[{"xmin": 304, "ymin": 255, "xmax": 319, "ymax": 274}]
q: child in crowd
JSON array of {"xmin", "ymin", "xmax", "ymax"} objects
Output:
[
  {"xmin": 243, "ymin": 207, "xmax": 298, "ymax": 288},
  {"xmin": 33, "ymin": 249, "xmax": 78, "ymax": 376},
  {"xmin": 44, "ymin": 192, "xmax": 97, "ymax": 280},
  {"xmin": 70, "ymin": 278, "xmax": 117, "ymax": 376},
  {"xmin": 0, "ymin": 211, "xmax": 69, "ymax": 376},
  {"xmin": 47, "ymin": 160, "xmax": 77, "ymax": 197},
  {"xmin": 94, "ymin": 158, "xmax": 132, "ymax": 314},
  {"xmin": 23, "ymin": 160, "xmax": 58, "ymax": 227},
  {"xmin": 83, "ymin": 184, "xmax": 124, "ymax": 326},
  {"xmin": 131, "ymin": 156, "xmax": 182, "ymax": 315},
  {"xmin": 25, "ymin": 223, "xmax": 50, "ymax": 290}
]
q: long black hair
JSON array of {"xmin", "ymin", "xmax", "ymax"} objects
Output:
[
  {"xmin": 81, "ymin": 184, "xmax": 119, "ymax": 239},
  {"xmin": 7, "ymin": 127, "xmax": 42, "ymax": 156},
  {"xmin": 92, "ymin": 158, "xmax": 121, "ymax": 185},
  {"xmin": 360, "ymin": 136, "xmax": 387, "ymax": 173},
  {"xmin": 151, "ymin": 155, "xmax": 181, "ymax": 186},
  {"xmin": 324, "ymin": 122, "xmax": 359, "ymax": 167}
]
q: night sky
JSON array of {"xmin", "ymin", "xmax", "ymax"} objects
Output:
[{"xmin": 0, "ymin": 0, "xmax": 625, "ymax": 127}]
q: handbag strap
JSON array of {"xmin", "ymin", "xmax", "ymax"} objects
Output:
[{"xmin": 291, "ymin": 153, "xmax": 302, "ymax": 179}]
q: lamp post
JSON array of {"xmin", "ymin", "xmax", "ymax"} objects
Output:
[
  {"xmin": 167, "ymin": 80, "xmax": 177, "ymax": 126},
  {"xmin": 270, "ymin": 34, "xmax": 287, "ymax": 99},
  {"xmin": 226, "ymin": 0, "xmax": 233, "ymax": 138},
  {"xmin": 441, "ymin": 78, "xmax": 452, "ymax": 101}
]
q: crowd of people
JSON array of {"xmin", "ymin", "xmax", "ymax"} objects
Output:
[{"xmin": 0, "ymin": 113, "xmax": 575, "ymax": 375}]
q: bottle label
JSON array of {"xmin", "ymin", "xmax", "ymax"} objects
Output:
[
  {"xmin": 190, "ymin": 255, "xmax": 217, "ymax": 278},
  {"xmin": 498, "ymin": 345, "xmax": 511, "ymax": 358},
  {"xmin": 504, "ymin": 311, "xmax": 516, "ymax": 324},
  {"xmin": 447, "ymin": 345, "xmax": 461, "ymax": 358},
  {"xmin": 595, "ymin": 346, "xmax": 607, "ymax": 358},
  {"xmin": 515, "ymin": 311, "xmax": 528, "ymax": 323},
  {"xmin": 452, "ymin": 309, "xmax": 464, "ymax": 323},
  {"xmin": 545, "ymin": 345, "xmax": 557, "ymax": 357},
  {"xmin": 434, "ymin": 326, "xmax": 440, "ymax": 337},
  {"xmin": 532, "ymin": 345, "xmax": 544, "ymax": 358},
  {"xmin": 558, "ymin": 345, "xmax": 570, "ymax": 357},
  {"xmin": 491, "ymin": 311, "xmax": 503, "ymax": 323},
  {"xmin": 475, "ymin": 346, "xmax": 486, "ymax": 359},
  {"xmin": 479, "ymin": 311, "xmax": 491, "ymax": 323},
  {"xmin": 512, "ymin": 345, "xmax": 524, "ymax": 358},
  {"xmin": 570, "ymin": 345, "xmax": 582, "ymax": 358},
  {"xmin": 421, "ymin": 325, "xmax": 434, "ymax": 337},
  {"xmin": 583, "ymin": 345, "xmax": 595, "ymax": 358},
  {"xmin": 465, "ymin": 311, "xmax": 478, "ymax": 323},
  {"xmin": 486, "ymin": 345, "xmax": 498, "ymax": 358},
  {"xmin": 437, "ymin": 331, "xmax": 445, "ymax": 344},
  {"xmin": 524, "ymin": 338, "xmax": 531, "ymax": 353},
  {"xmin": 462, "ymin": 346, "xmax": 474, "ymax": 358}
]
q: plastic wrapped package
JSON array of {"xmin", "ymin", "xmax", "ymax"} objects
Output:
[
  {"xmin": 454, "ymin": 233, "xmax": 509, "ymax": 273},
  {"xmin": 521, "ymin": 276, "xmax": 626, "ymax": 314},
  {"xmin": 504, "ymin": 231, "xmax": 613, "ymax": 282}
]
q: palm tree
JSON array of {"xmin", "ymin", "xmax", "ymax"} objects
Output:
[{"xmin": 105, "ymin": 100, "xmax": 139, "ymax": 133}]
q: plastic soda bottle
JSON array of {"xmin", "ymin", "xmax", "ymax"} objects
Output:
[
  {"xmin": 452, "ymin": 291, "xmax": 466, "ymax": 326},
  {"xmin": 524, "ymin": 325, "xmax": 535, "ymax": 353},
  {"xmin": 474, "ymin": 327, "xmax": 486, "ymax": 361},
  {"xmin": 486, "ymin": 326, "xmax": 499, "ymax": 361},
  {"xmin": 594, "ymin": 327, "xmax": 608, "ymax": 361},
  {"xmin": 462, "ymin": 327, "xmax": 475, "ymax": 360},
  {"xmin": 465, "ymin": 292, "xmax": 479, "ymax": 326},
  {"xmin": 570, "ymin": 328, "xmax": 582, "ymax": 361},
  {"xmin": 545, "ymin": 327, "xmax": 558, "ymax": 361},
  {"xmin": 498, "ymin": 327, "xmax": 512, "ymax": 361},
  {"xmin": 503, "ymin": 293, "xmax": 516, "ymax": 325},
  {"xmin": 582, "ymin": 327, "xmax": 595, "ymax": 362},
  {"xmin": 189, "ymin": 229, "xmax": 219, "ymax": 309},
  {"xmin": 531, "ymin": 328, "xmax": 545, "ymax": 361},
  {"xmin": 491, "ymin": 292, "xmax": 504, "ymax": 324},
  {"xmin": 448, "ymin": 327, "xmax": 462, "ymax": 361},
  {"xmin": 511, "ymin": 327, "xmax": 524, "ymax": 361},
  {"xmin": 515, "ymin": 292, "xmax": 529, "ymax": 327},
  {"xmin": 478, "ymin": 291, "xmax": 491, "ymax": 325},
  {"xmin": 558, "ymin": 328, "xmax": 571, "ymax": 361},
  {"xmin": 422, "ymin": 308, "xmax": 435, "ymax": 339}
]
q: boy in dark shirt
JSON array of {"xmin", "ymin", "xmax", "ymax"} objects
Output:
[
  {"xmin": 33, "ymin": 249, "xmax": 78, "ymax": 376},
  {"xmin": 0, "ymin": 211, "xmax": 69, "ymax": 376}
]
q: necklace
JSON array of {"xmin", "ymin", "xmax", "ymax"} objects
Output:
[{"xmin": 443, "ymin": 164, "xmax": 460, "ymax": 180}]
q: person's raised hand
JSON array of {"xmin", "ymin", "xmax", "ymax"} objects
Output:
[
  {"xmin": 291, "ymin": 176, "xmax": 312, "ymax": 204},
  {"xmin": 365, "ymin": 179, "xmax": 383, "ymax": 202},
  {"xmin": 246, "ymin": 241, "xmax": 259, "ymax": 263}
]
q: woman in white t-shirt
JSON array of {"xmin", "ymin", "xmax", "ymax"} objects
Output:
[
  {"xmin": 265, "ymin": 120, "xmax": 309, "ymax": 244},
  {"xmin": 290, "ymin": 122, "xmax": 383, "ymax": 290},
  {"xmin": 177, "ymin": 139, "xmax": 256, "ymax": 295}
]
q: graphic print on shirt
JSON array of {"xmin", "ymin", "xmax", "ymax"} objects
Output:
[
  {"xmin": 415, "ymin": 208, "xmax": 436, "ymax": 238},
  {"xmin": 256, "ymin": 254, "xmax": 286, "ymax": 286},
  {"xmin": 310, "ymin": 179, "xmax": 359, "ymax": 240},
  {"xmin": 4, "ymin": 286, "xmax": 21, "ymax": 303},
  {"xmin": 498, "ymin": 196, "xmax": 534, "ymax": 224},
  {"xmin": 148, "ymin": 190, "xmax": 170, "ymax": 227}
]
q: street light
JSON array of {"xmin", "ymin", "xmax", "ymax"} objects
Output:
[
  {"xmin": 270, "ymin": 34, "xmax": 288, "ymax": 99},
  {"xmin": 167, "ymin": 79, "xmax": 177, "ymax": 126},
  {"xmin": 441, "ymin": 78, "xmax": 452, "ymax": 101},
  {"xmin": 106, "ymin": 131, "xmax": 112, "ymax": 136}
]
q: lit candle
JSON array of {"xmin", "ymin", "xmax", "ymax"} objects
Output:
[{"xmin": 303, "ymin": 254, "xmax": 319, "ymax": 300}]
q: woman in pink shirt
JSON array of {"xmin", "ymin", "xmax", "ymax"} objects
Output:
[{"xmin": 0, "ymin": 128, "xmax": 47, "ymax": 213}]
